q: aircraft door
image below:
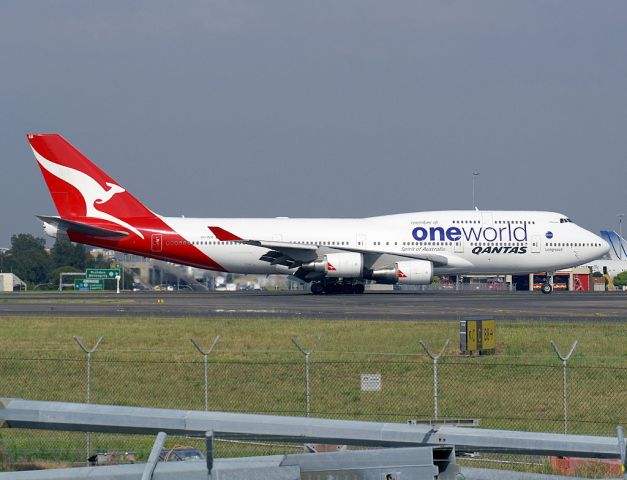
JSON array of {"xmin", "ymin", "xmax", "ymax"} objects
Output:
[
  {"xmin": 531, "ymin": 235, "xmax": 540, "ymax": 253},
  {"xmin": 356, "ymin": 234, "xmax": 366, "ymax": 248},
  {"xmin": 151, "ymin": 234, "xmax": 162, "ymax": 253},
  {"xmin": 454, "ymin": 239, "xmax": 464, "ymax": 253}
]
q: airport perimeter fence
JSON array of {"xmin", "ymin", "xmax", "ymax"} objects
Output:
[{"xmin": 0, "ymin": 346, "xmax": 625, "ymax": 470}]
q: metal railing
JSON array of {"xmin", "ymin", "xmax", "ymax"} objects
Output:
[{"xmin": 0, "ymin": 398, "xmax": 624, "ymax": 480}]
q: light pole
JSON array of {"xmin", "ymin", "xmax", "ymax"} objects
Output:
[
  {"xmin": 472, "ymin": 171, "xmax": 480, "ymax": 209},
  {"xmin": 618, "ymin": 214, "xmax": 624, "ymax": 259}
]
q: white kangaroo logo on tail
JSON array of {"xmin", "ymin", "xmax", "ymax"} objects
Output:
[{"xmin": 32, "ymin": 148, "xmax": 145, "ymax": 239}]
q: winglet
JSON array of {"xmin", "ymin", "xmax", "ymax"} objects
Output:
[{"xmin": 208, "ymin": 226, "xmax": 243, "ymax": 241}]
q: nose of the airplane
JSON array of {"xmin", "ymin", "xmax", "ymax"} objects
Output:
[{"xmin": 595, "ymin": 234, "xmax": 610, "ymax": 258}]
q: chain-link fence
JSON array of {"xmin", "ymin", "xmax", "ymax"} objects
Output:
[{"xmin": 0, "ymin": 345, "xmax": 625, "ymax": 470}]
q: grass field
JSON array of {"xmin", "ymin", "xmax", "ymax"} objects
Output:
[
  {"xmin": 0, "ymin": 315, "xmax": 625, "ymax": 360},
  {"xmin": 0, "ymin": 315, "xmax": 625, "ymax": 472}
]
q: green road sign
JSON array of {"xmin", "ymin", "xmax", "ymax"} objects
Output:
[
  {"xmin": 86, "ymin": 269, "xmax": 120, "ymax": 280},
  {"xmin": 74, "ymin": 279, "xmax": 104, "ymax": 291}
]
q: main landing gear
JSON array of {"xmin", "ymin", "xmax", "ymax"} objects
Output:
[
  {"xmin": 310, "ymin": 280, "xmax": 365, "ymax": 295},
  {"xmin": 541, "ymin": 272, "xmax": 554, "ymax": 294}
]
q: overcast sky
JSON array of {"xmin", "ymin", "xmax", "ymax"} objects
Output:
[{"xmin": 1, "ymin": 1, "xmax": 626, "ymax": 246}]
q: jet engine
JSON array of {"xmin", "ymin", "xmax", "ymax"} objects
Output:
[
  {"xmin": 303, "ymin": 252, "xmax": 363, "ymax": 278},
  {"xmin": 372, "ymin": 259, "xmax": 433, "ymax": 285},
  {"xmin": 42, "ymin": 221, "xmax": 69, "ymax": 241}
]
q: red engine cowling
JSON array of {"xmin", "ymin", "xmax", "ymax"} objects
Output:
[
  {"xmin": 303, "ymin": 252, "xmax": 363, "ymax": 278},
  {"xmin": 372, "ymin": 260, "xmax": 433, "ymax": 285}
]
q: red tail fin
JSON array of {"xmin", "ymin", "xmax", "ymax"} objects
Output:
[{"xmin": 28, "ymin": 134, "xmax": 154, "ymax": 237}]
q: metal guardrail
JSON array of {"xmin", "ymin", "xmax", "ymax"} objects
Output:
[
  {"xmin": 0, "ymin": 446, "xmax": 459, "ymax": 480},
  {"xmin": 0, "ymin": 398, "xmax": 624, "ymax": 459}
]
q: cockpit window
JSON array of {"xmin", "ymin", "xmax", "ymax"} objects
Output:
[{"xmin": 559, "ymin": 218, "xmax": 573, "ymax": 223}]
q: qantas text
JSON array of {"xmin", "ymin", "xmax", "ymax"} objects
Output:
[
  {"xmin": 411, "ymin": 224, "xmax": 528, "ymax": 243},
  {"xmin": 471, "ymin": 246, "xmax": 527, "ymax": 255}
]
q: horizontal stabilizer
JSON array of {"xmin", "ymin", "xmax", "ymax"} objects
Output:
[{"xmin": 37, "ymin": 215, "xmax": 130, "ymax": 239}]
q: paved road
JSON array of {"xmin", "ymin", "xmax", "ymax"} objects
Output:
[{"xmin": 0, "ymin": 291, "xmax": 625, "ymax": 321}]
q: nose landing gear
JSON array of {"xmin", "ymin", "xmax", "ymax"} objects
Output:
[{"xmin": 541, "ymin": 272, "xmax": 554, "ymax": 294}]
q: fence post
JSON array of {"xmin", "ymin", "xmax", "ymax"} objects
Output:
[
  {"xmin": 73, "ymin": 335, "xmax": 104, "ymax": 462},
  {"xmin": 190, "ymin": 336, "xmax": 221, "ymax": 411},
  {"xmin": 419, "ymin": 339, "xmax": 450, "ymax": 421},
  {"xmin": 291, "ymin": 336, "xmax": 320, "ymax": 417},
  {"xmin": 206, "ymin": 430, "xmax": 214, "ymax": 475},
  {"xmin": 550, "ymin": 340, "xmax": 577, "ymax": 434}
]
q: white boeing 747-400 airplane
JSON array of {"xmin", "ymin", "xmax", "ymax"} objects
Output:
[{"xmin": 28, "ymin": 134, "xmax": 610, "ymax": 294}]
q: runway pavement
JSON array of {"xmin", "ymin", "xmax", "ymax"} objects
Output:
[{"xmin": 0, "ymin": 290, "xmax": 626, "ymax": 321}]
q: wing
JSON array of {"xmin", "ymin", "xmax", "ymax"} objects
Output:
[
  {"xmin": 208, "ymin": 226, "xmax": 318, "ymax": 269},
  {"xmin": 207, "ymin": 226, "xmax": 451, "ymax": 269},
  {"xmin": 328, "ymin": 244, "xmax": 450, "ymax": 267}
]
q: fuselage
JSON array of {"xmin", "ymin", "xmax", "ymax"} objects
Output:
[{"xmin": 149, "ymin": 210, "xmax": 607, "ymax": 276}]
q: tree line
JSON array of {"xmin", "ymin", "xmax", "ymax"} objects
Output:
[{"xmin": 0, "ymin": 234, "xmax": 126, "ymax": 290}]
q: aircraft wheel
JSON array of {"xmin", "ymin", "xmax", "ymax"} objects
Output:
[
  {"xmin": 353, "ymin": 283, "xmax": 365, "ymax": 294},
  {"xmin": 541, "ymin": 283, "xmax": 553, "ymax": 294},
  {"xmin": 310, "ymin": 282, "xmax": 323, "ymax": 295}
]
